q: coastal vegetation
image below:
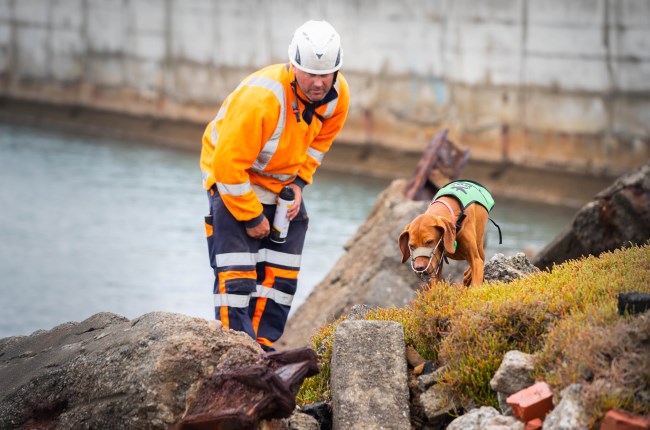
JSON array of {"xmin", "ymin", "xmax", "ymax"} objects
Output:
[{"xmin": 298, "ymin": 243, "xmax": 650, "ymax": 426}]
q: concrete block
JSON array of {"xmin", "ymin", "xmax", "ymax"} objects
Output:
[
  {"xmin": 169, "ymin": 63, "xmax": 219, "ymax": 103},
  {"xmin": 50, "ymin": 29, "xmax": 84, "ymax": 81},
  {"xmin": 87, "ymin": 56, "xmax": 124, "ymax": 86},
  {"xmin": 331, "ymin": 320, "xmax": 410, "ymax": 430},
  {"xmin": 451, "ymin": 0, "xmax": 522, "ymax": 23},
  {"xmin": 50, "ymin": 28, "xmax": 83, "ymax": 57},
  {"xmin": 524, "ymin": 91, "xmax": 608, "ymax": 134},
  {"xmin": 451, "ymin": 85, "xmax": 521, "ymax": 124},
  {"xmin": 527, "ymin": 25, "xmax": 606, "ymax": 57},
  {"xmin": 448, "ymin": 21, "xmax": 522, "ymax": 55},
  {"xmin": 87, "ymin": 0, "xmax": 125, "ymax": 53},
  {"xmin": 213, "ymin": 9, "xmax": 270, "ymax": 68},
  {"xmin": 16, "ymin": 26, "xmax": 48, "ymax": 79},
  {"xmin": 128, "ymin": 0, "xmax": 165, "ymax": 34},
  {"xmin": 0, "ymin": 0, "xmax": 11, "ymax": 23},
  {"xmin": 506, "ymin": 381, "xmax": 554, "ymax": 423},
  {"xmin": 525, "ymin": 56, "xmax": 610, "ymax": 92},
  {"xmin": 600, "ymin": 410, "xmax": 650, "ymax": 430},
  {"xmin": 611, "ymin": 28, "xmax": 650, "ymax": 60},
  {"xmin": 50, "ymin": 54, "xmax": 83, "ymax": 82},
  {"xmin": 170, "ymin": 1, "xmax": 215, "ymax": 64},
  {"xmin": 0, "ymin": 47, "xmax": 8, "ymax": 75},
  {"xmin": 528, "ymin": 0, "xmax": 605, "ymax": 26},
  {"xmin": 125, "ymin": 32, "xmax": 165, "ymax": 62},
  {"xmin": 613, "ymin": 61, "xmax": 650, "ymax": 93},
  {"xmin": 0, "ymin": 22, "xmax": 9, "ymax": 45},
  {"xmin": 125, "ymin": 58, "xmax": 163, "ymax": 96},
  {"xmin": 445, "ymin": 49, "xmax": 521, "ymax": 86},
  {"xmin": 613, "ymin": 97, "xmax": 650, "ymax": 137},
  {"xmin": 51, "ymin": 0, "xmax": 83, "ymax": 30},
  {"xmin": 609, "ymin": 0, "xmax": 650, "ymax": 28},
  {"xmin": 14, "ymin": 0, "xmax": 48, "ymax": 25}
]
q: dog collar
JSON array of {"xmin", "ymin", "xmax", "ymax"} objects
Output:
[{"xmin": 430, "ymin": 199, "xmax": 455, "ymax": 225}]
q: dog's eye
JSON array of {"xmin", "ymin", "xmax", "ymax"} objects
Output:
[{"xmin": 424, "ymin": 240, "xmax": 434, "ymax": 247}]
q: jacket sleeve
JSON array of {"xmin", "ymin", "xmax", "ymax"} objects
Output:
[
  {"xmin": 211, "ymin": 87, "xmax": 280, "ymax": 225},
  {"xmin": 297, "ymin": 76, "xmax": 350, "ymax": 185}
]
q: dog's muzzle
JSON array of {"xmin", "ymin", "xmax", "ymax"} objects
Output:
[{"xmin": 410, "ymin": 237, "xmax": 444, "ymax": 282}]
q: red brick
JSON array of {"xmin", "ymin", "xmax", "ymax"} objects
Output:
[
  {"xmin": 525, "ymin": 418, "xmax": 543, "ymax": 430},
  {"xmin": 506, "ymin": 381, "xmax": 554, "ymax": 422},
  {"xmin": 600, "ymin": 410, "xmax": 650, "ymax": 430}
]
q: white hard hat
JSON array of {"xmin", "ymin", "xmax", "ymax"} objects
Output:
[{"xmin": 288, "ymin": 20, "xmax": 343, "ymax": 75}]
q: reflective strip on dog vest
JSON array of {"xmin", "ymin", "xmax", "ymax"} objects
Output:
[{"xmin": 434, "ymin": 180, "xmax": 495, "ymax": 212}]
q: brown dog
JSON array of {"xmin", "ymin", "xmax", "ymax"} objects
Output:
[{"xmin": 398, "ymin": 180, "xmax": 495, "ymax": 286}]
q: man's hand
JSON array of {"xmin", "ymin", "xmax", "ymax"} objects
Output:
[
  {"xmin": 286, "ymin": 184, "xmax": 302, "ymax": 221},
  {"xmin": 246, "ymin": 216, "xmax": 270, "ymax": 239}
]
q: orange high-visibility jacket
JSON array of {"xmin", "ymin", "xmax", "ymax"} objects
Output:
[{"xmin": 200, "ymin": 63, "xmax": 350, "ymax": 226}]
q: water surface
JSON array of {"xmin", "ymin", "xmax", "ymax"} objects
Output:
[{"xmin": 0, "ymin": 123, "xmax": 575, "ymax": 338}]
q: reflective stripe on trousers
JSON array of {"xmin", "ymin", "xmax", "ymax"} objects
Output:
[{"xmin": 205, "ymin": 189, "xmax": 308, "ymax": 351}]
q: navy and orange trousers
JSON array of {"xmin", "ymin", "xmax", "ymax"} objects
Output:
[{"xmin": 205, "ymin": 189, "xmax": 308, "ymax": 351}]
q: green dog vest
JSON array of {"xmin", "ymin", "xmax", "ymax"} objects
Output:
[{"xmin": 433, "ymin": 180, "xmax": 495, "ymax": 212}]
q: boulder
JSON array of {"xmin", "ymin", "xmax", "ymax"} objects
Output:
[
  {"xmin": 542, "ymin": 384, "xmax": 590, "ymax": 430},
  {"xmin": 0, "ymin": 312, "xmax": 318, "ymax": 429},
  {"xmin": 534, "ymin": 161, "xmax": 650, "ymax": 270},
  {"xmin": 484, "ymin": 253, "xmax": 540, "ymax": 283},
  {"xmin": 278, "ymin": 179, "xmax": 426, "ymax": 348},
  {"xmin": 490, "ymin": 350, "xmax": 538, "ymax": 414},
  {"xmin": 418, "ymin": 384, "xmax": 459, "ymax": 429}
]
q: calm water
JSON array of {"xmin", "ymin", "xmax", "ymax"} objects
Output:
[{"xmin": 0, "ymin": 123, "xmax": 575, "ymax": 338}]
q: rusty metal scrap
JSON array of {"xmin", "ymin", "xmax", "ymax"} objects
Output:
[
  {"xmin": 176, "ymin": 347, "xmax": 319, "ymax": 430},
  {"xmin": 403, "ymin": 129, "xmax": 470, "ymax": 201}
]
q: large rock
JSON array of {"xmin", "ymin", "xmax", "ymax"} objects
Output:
[
  {"xmin": 279, "ymin": 179, "xmax": 427, "ymax": 348},
  {"xmin": 484, "ymin": 253, "xmax": 540, "ymax": 283},
  {"xmin": 0, "ymin": 312, "xmax": 318, "ymax": 429},
  {"xmin": 330, "ymin": 320, "xmax": 410, "ymax": 430},
  {"xmin": 446, "ymin": 406, "xmax": 524, "ymax": 430},
  {"xmin": 542, "ymin": 384, "xmax": 590, "ymax": 430},
  {"xmin": 489, "ymin": 350, "xmax": 538, "ymax": 415},
  {"xmin": 534, "ymin": 161, "xmax": 650, "ymax": 270}
]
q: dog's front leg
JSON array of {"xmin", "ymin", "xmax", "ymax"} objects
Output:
[{"xmin": 468, "ymin": 257, "xmax": 485, "ymax": 286}]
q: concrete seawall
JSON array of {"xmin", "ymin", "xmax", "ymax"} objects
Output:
[{"xmin": 1, "ymin": 0, "xmax": 648, "ymax": 178}]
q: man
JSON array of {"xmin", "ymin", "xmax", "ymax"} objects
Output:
[{"xmin": 200, "ymin": 20, "xmax": 349, "ymax": 351}]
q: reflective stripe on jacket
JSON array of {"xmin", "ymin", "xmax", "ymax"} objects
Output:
[{"xmin": 200, "ymin": 63, "xmax": 350, "ymax": 222}]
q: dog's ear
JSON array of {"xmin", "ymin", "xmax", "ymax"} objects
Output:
[
  {"xmin": 398, "ymin": 225, "xmax": 411, "ymax": 264},
  {"xmin": 436, "ymin": 216, "xmax": 457, "ymax": 254}
]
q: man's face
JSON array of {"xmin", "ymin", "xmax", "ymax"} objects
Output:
[{"xmin": 294, "ymin": 68, "xmax": 335, "ymax": 102}]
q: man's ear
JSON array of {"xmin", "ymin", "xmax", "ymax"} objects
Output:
[
  {"xmin": 437, "ymin": 216, "xmax": 457, "ymax": 254},
  {"xmin": 398, "ymin": 225, "xmax": 411, "ymax": 264}
]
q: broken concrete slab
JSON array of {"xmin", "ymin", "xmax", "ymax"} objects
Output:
[{"xmin": 330, "ymin": 320, "xmax": 410, "ymax": 430}]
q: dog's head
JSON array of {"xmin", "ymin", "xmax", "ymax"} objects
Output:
[{"xmin": 398, "ymin": 213, "xmax": 457, "ymax": 275}]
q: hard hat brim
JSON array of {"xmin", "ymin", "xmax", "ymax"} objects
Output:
[{"xmin": 290, "ymin": 60, "xmax": 342, "ymax": 75}]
